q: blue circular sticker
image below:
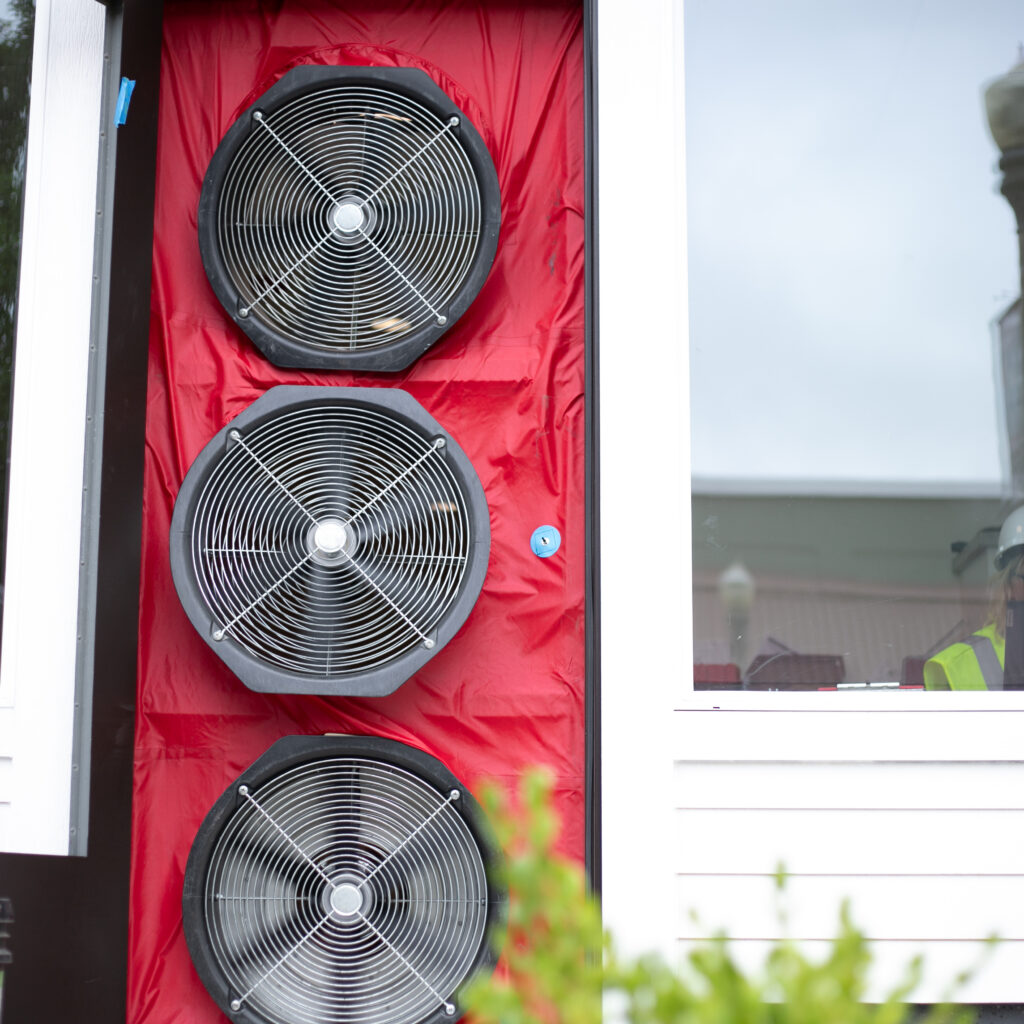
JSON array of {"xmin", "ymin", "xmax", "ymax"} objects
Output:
[{"xmin": 530, "ymin": 525, "xmax": 561, "ymax": 558}]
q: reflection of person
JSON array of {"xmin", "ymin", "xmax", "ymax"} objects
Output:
[{"xmin": 924, "ymin": 508, "xmax": 1024, "ymax": 690}]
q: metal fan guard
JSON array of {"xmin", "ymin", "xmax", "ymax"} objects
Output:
[
  {"xmin": 183, "ymin": 735, "xmax": 503, "ymax": 1024},
  {"xmin": 169, "ymin": 387, "xmax": 490, "ymax": 696},
  {"xmin": 198, "ymin": 65, "xmax": 501, "ymax": 371}
]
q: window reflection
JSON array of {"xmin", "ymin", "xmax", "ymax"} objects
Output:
[
  {"xmin": 0, "ymin": 0, "xmax": 34, "ymax": 645},
  {"xmin": 687, "ymin": 1, "xmax": 1024, "ymax": 691}
]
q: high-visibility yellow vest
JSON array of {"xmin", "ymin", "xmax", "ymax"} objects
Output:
[{"xmin": 923, "ymin": 622, "xmax": 1005, "ymax": 690}]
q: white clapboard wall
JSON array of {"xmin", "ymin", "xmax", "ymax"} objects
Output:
[{"xmin": 672, "ymin": 708, "xmax": 1024, "ymax": 1003}]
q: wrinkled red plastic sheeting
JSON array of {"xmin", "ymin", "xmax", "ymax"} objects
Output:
[{"xmin": 129, "ymin": 3, "xmax": 585, "ymax": 1021}]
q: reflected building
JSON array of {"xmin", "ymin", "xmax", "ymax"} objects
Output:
[{"xmin": 692, "ymin": 481, "xmax": 1005, "ymax": 688}]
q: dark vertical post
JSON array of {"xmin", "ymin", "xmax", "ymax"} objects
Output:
[
  {"xmin": 0, "ymin": 899, "xmax": 11, "ymax": 1024},
  {"xmin": 986, "ymin": 56, "xmax": 1024, "ymax": 497},
  {"xmin": 998, "ymin": 148, "xmax": 1024, "ymax": 296}
]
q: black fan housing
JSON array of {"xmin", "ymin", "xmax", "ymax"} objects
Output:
[
  {"xmin": 198, "ymin": 65, "xmax": 501, "ymax": 371},
  {"xmin": 183, "ymin": 734, "xmax": 504, "ymax": 1024},
  {"xmin": 169, "ymin": 386, "xmax": 490, "ymax": 696}
]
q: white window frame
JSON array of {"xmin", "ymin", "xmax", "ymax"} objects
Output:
[
  {"xmin": 597, "ymin": 0, "xmax": 687, "ymax": 962},
  {"xmin": 598, "ymin": 0, "xmax": 1024, "ymax": 995},
  {"xmin": 0, "ymin": 0, "xmax": 107, "ymax": 857}
]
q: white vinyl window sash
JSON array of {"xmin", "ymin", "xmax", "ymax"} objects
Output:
[{"xmin": 0, "ymin": 0, "xmax": 106, "ymax": 857}]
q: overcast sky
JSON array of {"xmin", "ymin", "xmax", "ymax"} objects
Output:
[{"xmin": 686, "ymin": 0, "xmax": 1023, "ymax": 487}]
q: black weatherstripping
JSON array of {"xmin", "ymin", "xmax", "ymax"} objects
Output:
[
  {"xmin": 170, "ymin": 386, "xmax": 491, "ymax": 696},
  {"xmin": 183, "ymin": 734, "xmax": 505, "ymax": 1024},
  {"xmin": 583, "ymin": 0, "xmax": 600, "ymax": 895},
  {"xmin": 198, "ymin": 64, "xmax": 501, "ymax": 372}
]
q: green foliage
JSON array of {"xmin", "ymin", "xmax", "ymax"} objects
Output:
[
  {"xmin": 466, "ymin": 769, "xmax": 606, "ymax": 1024},
  {"xmin": 464, "ymin": 770, "xmax": 982, "ymax": 1024}
]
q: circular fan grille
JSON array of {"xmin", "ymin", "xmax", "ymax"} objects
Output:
[
  {"xmin": 202, "ymin": 756, "xmax": 490, "ymax": 1024},
  {"xmin": 212, "ymin": 79, "xmax": 492, "ymax": 357},
  {"xmin": 191, "ymin": 403, "xmax": 473, "ymax": 678}
]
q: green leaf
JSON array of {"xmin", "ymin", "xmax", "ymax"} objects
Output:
[{"xmin": 462, "ymin": 772, "xmax": 981, "ymax": 1024}]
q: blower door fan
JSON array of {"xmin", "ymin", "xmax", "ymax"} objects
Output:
[
  {"xmin": 198, "ymin": 65, "xmax": 501, "ymax": 371},
  {"xmin": 169, "ymin": 386, "xmax": 490, "ymax": 696},
  {"xmin": 183, "ymin": 735, "xmax": 503, "ymax": 1024}
]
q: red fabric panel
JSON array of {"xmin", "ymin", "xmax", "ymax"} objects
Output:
[{"xmin": 128, "ymin": 3, "xmax": 585, "ymax": 1022}]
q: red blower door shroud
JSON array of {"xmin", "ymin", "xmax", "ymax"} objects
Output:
[{"xmin": 129, "ymin": 4, "xmax": 585, "ymax": 1023}]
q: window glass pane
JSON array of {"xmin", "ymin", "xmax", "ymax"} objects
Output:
[
  {"xmin": 687, "ymin": 1, "xmax": 1024, "ymax": 691},
  {"xmin": 0, "ymin": 0, "xmax": 33, "ymax": 636}
]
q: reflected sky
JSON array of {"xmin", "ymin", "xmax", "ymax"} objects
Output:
[{"xmin": 686, "ymin": 0, "xmax": 1022, "ymax": 486}]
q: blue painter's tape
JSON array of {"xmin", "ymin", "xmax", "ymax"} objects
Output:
[
  {"xmin": 530, "ymin": 525, "xmax": 561, "ymax": 558},
  {"xmin": 115, "ymin": 77, "xmax": 136, "ymax": 126}
]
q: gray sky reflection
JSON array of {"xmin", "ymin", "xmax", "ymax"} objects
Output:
[{"xmin": 686, "ymin": 0, "xmax": 1022, "ymax": 486}]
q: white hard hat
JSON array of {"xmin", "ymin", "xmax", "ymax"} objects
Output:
[{"xmin": 996, "ymin": 505, "xmax": 1024, "ymax": 569}]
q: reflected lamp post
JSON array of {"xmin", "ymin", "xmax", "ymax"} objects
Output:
[
  {"xmin": 986, "ymin": 50, "xmax": 1024, "ymax": 496},
  {"xmin": 986, "ymin": 49, "xmax": 1024, "ymax": 299},
  {"xmin": 717, "ymin": 562, "xmax": 755, "ymax": 673}
]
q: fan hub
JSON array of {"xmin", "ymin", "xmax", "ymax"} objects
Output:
[
  {"xmin": 329, "ymin": 882, "xmax": 364, "ymax": 918},
  {"xmin": 309, "ymin": 517, "xmax": 354, "ymax": 565},
  {"xmin": 331, "ymin": 201, "xmax": 366, "ymax": 235}
]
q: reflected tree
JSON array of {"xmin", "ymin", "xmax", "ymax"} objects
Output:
[{"xmin": 0, "ymin": 0, "xmax": 33, "ymax": 617}]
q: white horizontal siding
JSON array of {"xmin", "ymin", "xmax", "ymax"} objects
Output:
[
  {"xmin": 673, "ymin": 808, "xmax": 1024, "ymax": 875},
  {"xmin": 674, "ymin": 939, "xmax": 1016, "ymax": 1004},
  {"xmin": 672, "ymin": 709, "xmax": 1024, "ymax": 1002},
  {"xmin": 672, "ymin": 708, "xmax": 1024, "ymax": 760},
  {"xmin": 677, "ymin": 875, "xmax": 1024, "ymax": 940},
  {"xmin": 675, "ymin": 761, "xmax": 1024, "ymax": 810}
]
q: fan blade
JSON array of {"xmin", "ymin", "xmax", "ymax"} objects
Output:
[
  {"xmin": 319, "ymin": 762, "xmax": 381, "ymax": 877},
  {"xmin": 291, "ymin": 250, "xmax": 360, "ymax": 342},
  {"xmin": 286, "ymin": 109, "xmax": 375, "ymax": 199},
  {"xmin": 214, "ymin": 902, "xmax": 329, "ymax": 1005},
  {"xmin": 230, "ymin": 203, "xmax": 324, "ymax": 236},
  {"xmin": 355, "ymin": 500, "xmax": 458, "ymax": 606},
  {"xmin": 333, "ymin": 763, "xmax": 364, "ymax": 871},
  {"xmin": 236, "ymin": 417, "xmax": 355, "ymax": 524},
  {"xmin": 206, "ymin": 827, "xmax": 323, "ymax": 984},
  {"xmin": 337, "ymin": 551, "xmax": 432, "ymax": 653},
  {"xmin": 211, "ymin": 813, "xmax": 319, "ymax": 893},
  {"xmin": 372, "ymin": 188, "xmax": 434, "ymax": 228},
  {"xmin": 226, "ymin": 207, "xmax": 332, "ymax": 294},
  {"xmin": 268, "ymin": 559, "xmax": 338, "ymax": 676},
  {"xmin": 353, "ymin": 482, "xmax": 435, "ymax": 550}
]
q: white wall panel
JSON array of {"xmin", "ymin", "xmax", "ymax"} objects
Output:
[
  {"xmin": 671, "ymin": 709, "xmax": 1024, "ymax": 1000},
  {"xmin": 677, "ymin": 875, "xmax": 1024, "ymax": 941},
  {"xmin": 675, "ymin": 761, "xmax": 1024, "ymax": 810},
  {"xmin": 674, "ymin": 939, "xmax": 1012, "ymax": 1005},
  {"xmin": 673, "ymin": 808, "xmax": 1024, "ymax": 875},
  {"xmin": 672, "ymin": 708, "xmax": 1024, "ymax": 761}
]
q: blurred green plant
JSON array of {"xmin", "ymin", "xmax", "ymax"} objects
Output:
[{"xmin": 464, "ymin": 769, "xmax": 987, "ymax": 1024}]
